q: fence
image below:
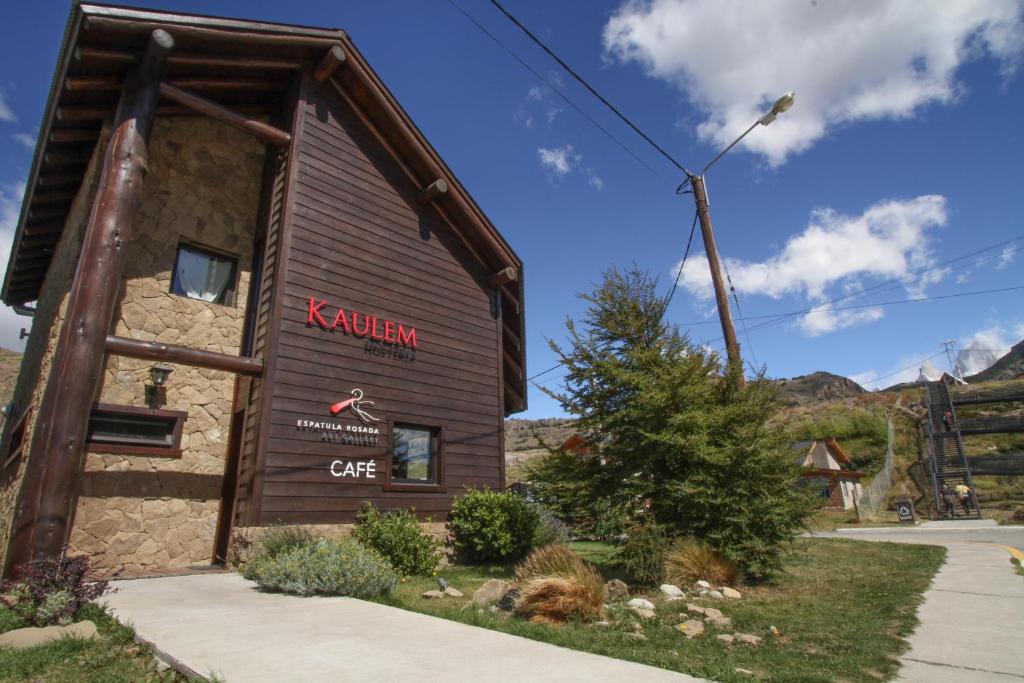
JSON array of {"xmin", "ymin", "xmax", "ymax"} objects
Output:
[{"xmin": 856, "ymin": 413, "xmax": 896, "ymax": 518}]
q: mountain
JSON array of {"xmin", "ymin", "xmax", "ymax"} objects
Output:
[
  {"xmin": 964, "ymin": 340, "xmax": 1024, "ymax": 383},
  {"xmin": 775, "ymin": 371, "xmax": 866, "ymax": 405}
]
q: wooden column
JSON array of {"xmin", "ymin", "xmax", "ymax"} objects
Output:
[{"xmin": 4, "ymin": 30, "xmax": 174, "ymax": 575}]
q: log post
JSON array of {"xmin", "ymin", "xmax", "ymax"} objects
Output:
[
  {"xmin": 313, "ymin": 45, "xmax": 346, "ymax": 82},
  {"xmin": 4, "ymin": 30, "xmax": 174, "ymax": 576},
  {"xmin": 417, "ymin": 179, "xmax": 448, "ymax": 204}
]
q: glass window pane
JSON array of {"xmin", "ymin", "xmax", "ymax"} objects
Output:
[
  {"xmin": 171, "ymin": 245, "xmax": 237, "ymax": 305},
  {"xmin": 391, "ymin": 425, "xmax": 436, "ymax": 483},
  {"xmin": 88, "ymin": 411, "xmax": 176, "ymax": 448}
]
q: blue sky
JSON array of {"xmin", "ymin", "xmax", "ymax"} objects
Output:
[{"xmin": 0, "ymin": 0, "xmax": 1021, "ymax": 419}]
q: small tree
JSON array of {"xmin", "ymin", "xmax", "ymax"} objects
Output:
[{"xmin": 535, "ymin": 265, "xmax": 814, "ymax": 577}]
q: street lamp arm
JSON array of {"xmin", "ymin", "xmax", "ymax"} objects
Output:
[{"xmin": 700, "ymin": 119, "xmax": 760, "ymax": 176}]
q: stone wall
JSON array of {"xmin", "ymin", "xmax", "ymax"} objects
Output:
[
  {"xmin": 68, "ymin": 117, "xmax": 265, "ymax": 573},
  {"xmin": 0, "ymin": 127, "xmax": 109, "ymax": 570}
]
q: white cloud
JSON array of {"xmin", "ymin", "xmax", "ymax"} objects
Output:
[
  {"xmin": 0, "ymin": 182, "xmax": 28, "ymax": 352},
  {"xmin": 603, "ymin": 0, "xmax": 1024, "ymax": 165},
  {"xmin": 797, "ymin": 304, "xmax": 884, "ymax": 337},
  {"xmin": 585, "ymin": 167, "xmax": 605, "ymax": 190},
  {"xmin": 675, "ymin": 195, "xmax": 948, "ymax": 334},
  {"xmin": 955, "ymin": 325, "xmax": 1016, "ymax": 375},
  {"xmin": 10, "ymin": 133, "xmax": 34, "ymax": 150},
  {"xmin": 537, "ymin": 145, "xmax": 575, "ymax": 176},
  {"xmin": 0, "ymin": 91, "xmax": 15, "ymax": 124},
  {"xmin": 527, "ymin": 86, "xmax": 545, "ymax": 101},
  {"xmin": 997, "ymin": 244, "xmax": 1017, "ymax": 270}
]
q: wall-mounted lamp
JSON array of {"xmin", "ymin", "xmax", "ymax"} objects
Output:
[{"xmin": 146, "ymin": 363, "xmax": 173, "ymax": 408}]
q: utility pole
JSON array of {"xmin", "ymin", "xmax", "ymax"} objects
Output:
[
  {"xmin": 943, "ymin": 339, "xmax": 962, "ymax": 382},
  {"xmin": 690, "ymin": 173, "xmax": 744, "ymax": 386}
]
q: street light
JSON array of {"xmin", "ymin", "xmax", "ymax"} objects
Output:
[{"xmin": 684, "ymin": 91, "xmax": 795, "ymax": 386}]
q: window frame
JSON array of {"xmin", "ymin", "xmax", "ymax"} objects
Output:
[
  {"xmin": 384, "ymin": 418, "xmax": 446, "ymax": 492},
  {"xmin": 2, "ymin": 408, "xmax": 32, "ymax": 471},
  {"xmin": 169, "ymin": 241, "xmax": 241, "ymax": 307},
  {"xmin": 86, "ymin": 403, "xmax": 188, "ymax": 458}
]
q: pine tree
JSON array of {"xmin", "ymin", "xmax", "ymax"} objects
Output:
[{"xmin": 534, "ymin": 266, "xmax": 814, "ymax": 577}]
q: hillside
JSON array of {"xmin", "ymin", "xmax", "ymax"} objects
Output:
[
  {"xmin": 965, "ymin": 340, "xmax": 1024, "ymax": 383},
  {"xmin": 0, "ymin": 349, "xmax": 23, "ymax": 409},
  {"xmin": 775, "ymin": 371, "xmax": 866, "ymax": 405}
]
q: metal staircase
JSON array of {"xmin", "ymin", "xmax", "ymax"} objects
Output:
[{"xmin": 923, "ymin": 381, "xmax": 981, "ymax": 519}]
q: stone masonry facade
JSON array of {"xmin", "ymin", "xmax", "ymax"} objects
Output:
[{"xmin": 64, "ymin": 117, "xmax": 265, "ymax": 573}]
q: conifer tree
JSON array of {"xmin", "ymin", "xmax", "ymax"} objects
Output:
[{"xmin": 534, "ymin": 266, "xmax": 814, "ymax": 577}]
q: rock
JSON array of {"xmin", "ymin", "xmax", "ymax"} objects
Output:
[
  {"xmin": 473, "ymin": 579, "xmax": 510, "ymax": 606},
  {"xmin": 605, "ymin": 579, "xmax": 629, "ymax": 601},
  {"xmin": 421, "ymin": 590, "xmax": 445, "ymax": 599},
  {"xmin": 735, "ymin": 668, "xmax": 755, "ymax": 677},
  {"xmin": 685, "ymin": 603, "xmax": 706, "ymax": 616},
  {"xmin": 633, "ymin": 608, "xmax": 656, "ymax": 620},
  {"xmin": 699, "ymin": 589, "xmax": 709, "ymax": 596},
  {"xmin": 0, "ymin": 621, "xmax": 97, "ymax": 649},
  {"xmin": 633, "ymin": 632, "xmax": 647, "ymax": 641},
  {"xmin": 675, "ymin": 619, "xmax": 705, "ymax": 639},
  {"xmin": 632, "ymin": 622, "xmax": 644, "ymax": 633},
  {"xmin": 722, "ymin": 587, "xmax": 742, "ymax": 599},
  {"xmin": 706, "ymin": 615, "xmax": 732, "ymax": 629},
  {"xmin": 717, "ymin": 634, "xmax": 736, "ymax": 644},
  {"xmin": 770, "ymin": 625, "xmax": 780, "ymax": 637},
  {"xmin": 736, "ymin": 633, "xmax": 763, "ymax": 646},
  {"xmin": 594, "ymin": 620, "xmax": 610, "ymax": 627},
  {"xmin": 64, "ymin": 621, "xmax": 97, "ymax": 640},
  {"xmin": 627, "ymin": 598, "xmax": 655, "ymax": 610},
  {"xmin": 497, "ymin": 588, "xmax": 522, "ymax": 611},
  {"xmin": 702, "ymin": 607, "xmax": 723, "ymax": 619},
  {"xmin": 708, "ymin": 590, "xmax": 724, "ymax": 600},
  {"xmin": 696, "ymin": 580, "xmax": 712, "ymax": 589},
  {"xmin": 659, "ymin": 584, "xmax": 685, "ymax": 598},
  {"xmin": 443, "ymin": 586, "xmax": 464, "ymax": 598},
  {"xmin": 664, "ymin": 596, "xmax": 684, "ymax": 602}
]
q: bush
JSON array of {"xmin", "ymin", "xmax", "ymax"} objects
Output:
[
  {"xmin": 353, "ymin": 503, "xmax": 441, "ymax": 576},
  {"xmin": 260, "ymin": 524, "xmax": 315, "ymax": 559},
  {"xmin": 449, "ymin": 489, "xmax": 539, "ymax": 564},
  {"xmin": 616, "ymin": 514, "xmax": 666, "ymax": 586},
  {"xmin": 532, "ymin": 507, "xmax": 572, "ymax": 547},
  {"xmin": 0, "ymin": 552, "xmax": 110, "ymax": 626},
  {"xmin": 243, "ymin": 538, "xmax": 398, "ymax": 598},
  {"xmin": 663, "ymin": 537, "xmax": 738, "ymax": 587},
  {"xmin": 515, "ymin": 576, "xmax": 605, "ymax": 625},
  {"xmin": 1013, "ymin": 506, "xmax": 1024, "ymax": 523}
]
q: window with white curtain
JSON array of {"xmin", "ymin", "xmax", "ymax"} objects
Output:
[{"xmin": 170, "ymin": 243, "xmax": 238, "ymax": 305}]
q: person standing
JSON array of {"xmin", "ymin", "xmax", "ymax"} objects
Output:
[
  {"xmin": 941, "ymin": 410, "xmax": 953, "ymax": 431},
  {"xmin": 941, "ymin": 485, "xmax": 957, "ymax": 518},
  {"xmin": 955, "ymin": 481, "xmax": 972, "ymax": 513}
]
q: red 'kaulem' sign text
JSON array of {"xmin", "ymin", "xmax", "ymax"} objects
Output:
[{"xmin": 306, "ymin": 296, "xmax": 418, "ymax": 348}]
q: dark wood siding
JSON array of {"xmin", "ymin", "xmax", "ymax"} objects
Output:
[{"xmin": 253, "ymin": 76, "xmax": 503, "ymax": 525}]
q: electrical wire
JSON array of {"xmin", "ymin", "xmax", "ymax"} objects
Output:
[
  {"xmin": 487, "ymin": 0, "xmax": 690, "ymax": 174},
  {"xmin": 445, "ymin": 0, "xmax": 672, "ymax": 185},
  {"xmin": 663, "ymin": 209, "xmax": 699, "ymax": 314},
  {"xmin": 723, "ymin": 264, "xmax": 758, "ymax": 367}
]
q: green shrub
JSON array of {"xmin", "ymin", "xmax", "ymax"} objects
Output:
[
  {"xmin": 616, "ymin": 514, "xmax": 666, "ymax": 586},
  {"xmin": 0, "ymin": 552, "xmax": 109, "ymax": 626},
  {"xmin": 532, "ymin": 506, "xmax": 572, "ymax": 547},
  {"xmin": 243, "ymin": 538, "xmax": 398, "ymax": 598},
  {"xmin": 449, "ymin": 489, "xmax": 539, "ymax": 564},
  {"xmin": 353, "ymin": 503, "xmax": 442, "ymax": 576},
  {"xmin": 663, "ymin": 537, "xmax": 738, "ymax": 587},
  {"xmin": 260, "ymin": 524, "xmax": 315, "ymax": 559}
]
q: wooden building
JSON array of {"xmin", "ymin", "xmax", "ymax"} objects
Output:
[
  {"xmin": 792, "ymin": 438, "xmax": 863, "ymax": 511},
  {"xmin": 0, "ymin": 4, "xmax": 526, "ymax": 576}
]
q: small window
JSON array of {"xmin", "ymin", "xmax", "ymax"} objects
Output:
[
  {"xmin": 171, "ymin": 243, "xmax": 238, "ymax": 305},
  {"xmin": 2, "ymin": 409, "xmax": 31, "ymax": 471},
  {"xmin": 86, "ymin": 404, "xmax": 187, "ymax": 457},
  {"xmin": 391, "ymin": 424, "xmax": 439, "ymax": 484}
]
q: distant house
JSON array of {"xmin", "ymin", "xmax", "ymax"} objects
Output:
[{"xmin": 792, "ymin": 438, "xmax": 864, "ymax": 511}]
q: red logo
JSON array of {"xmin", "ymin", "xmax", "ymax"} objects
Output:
[{"xmin": 330, "ymin": 389, "xmax": 379, "ymax": 424}]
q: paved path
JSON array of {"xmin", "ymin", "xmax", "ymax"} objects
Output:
[
  {"xmin": 819, "ymin": 522, "xmax": 1024, "ymax": 682},
  {"xmin": 104, "ymin": 572, "xmax": 705, "ymax": 683}
]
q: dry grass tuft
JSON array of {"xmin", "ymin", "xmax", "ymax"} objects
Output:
[
  {"xmin": 663, "ymin": 537, "xmax": 738, "ymax": 587},
  {"xmin": 513, "ymin": 544, "xmax": 606, "ymax": 624},
  {"xmin": 515, "ymin": 576, "xmax": 605, "ymax": 625}
]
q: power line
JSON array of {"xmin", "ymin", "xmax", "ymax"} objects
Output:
[
  {"xmin": 445, "ymin": 0, "xmax": 672, "ymax": 184},
  {"xmin": 861, "ymin": 349, "xmax": 947, "ymax": 385},
  {"xmin": 487, "ymin": 0, "xmax": 689, "ymax": 174},
  {"xmin": 663, "ymin": 209, "xmax": 699, "ymax": 313}
]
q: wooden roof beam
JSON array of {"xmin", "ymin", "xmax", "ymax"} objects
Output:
[
  {"xmin": 486, "ymin": 266, "xmax": 516, "ymax": 289},
  {"xmin": 313, "ymin": 45, "xmax": 346, "ymax": 82},
  {"xmin": 159, "ymin": 82, "xmax": 291, "ymax": 146},
  {"xmin": 417, "ymin": 179, "xmax": 448, "ymax": 205},
  {"xmin": 82, "ymin": 15, "xmax": 341, "ymax": 49},
  {"xmin": 75, "ymin": 46, "xmax": 305, "ymax": 71},
  {"xmin": 66, "ymin": 77, "xmax": 286, "ymax": 92}
]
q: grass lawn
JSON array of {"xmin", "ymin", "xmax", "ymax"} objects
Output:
[
  {"xmin": 377, "ymin": 538, "xmax": 945, "ymax": 682},
  {"xmin": 0, "ymin": 603, "xmax": 193, "ymax": 683}
]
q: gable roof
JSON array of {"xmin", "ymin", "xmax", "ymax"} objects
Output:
[
  {"xmin": 792, "ymin": 437, "xmax": 853, "ymax": 469},
  {"xmin": 3, "ymin": 3, "xmax": 526, "ymax": 411}
]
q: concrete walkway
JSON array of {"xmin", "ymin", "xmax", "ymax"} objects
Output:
[
  {"xmin": 821, "ymin": 523, "xmax": 1024, "ymax": 682},
  {"xmin": 103, "ymin": 573, "xmax": 705, "ymax": 683}
]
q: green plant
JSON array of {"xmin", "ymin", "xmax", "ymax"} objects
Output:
[
  {"xmin": 243, "ymin": 538, "xmax": 398, "ymax": 598},
  {"xmin": 663, "ymin": 537, "xmax": 738, "ymax": 587},
  {"xmin": 542, "ymin": 266, "xmax": 816, "ymax": 577},
  {"xmin": 1013, "ymin": 506, "xmax": 1024, "ymax": 523},
  {"xmin": 514, "ymin": 544, "xmax": 596, "ymax": 583},
  {"xmin": 532, "ymin": 507, "xmax": 572, "ymax": 547},
  {"xmin": 259, "ymin": 524, "xmax": 314, "ymax": 560},
  {"xmin": 615, "ymin": 514, "xmax": 666, "ymax": 585},
  {"xmin": 0, "ymin": 552, "xmax": 110, "ymax": 626},
  {"xmin": 354, "ymin": 503, "xmax": 441, "ymax": 576},
  {"xmin": 449, "ymin": 489, "xmax": 539, "ymax": 564}
]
